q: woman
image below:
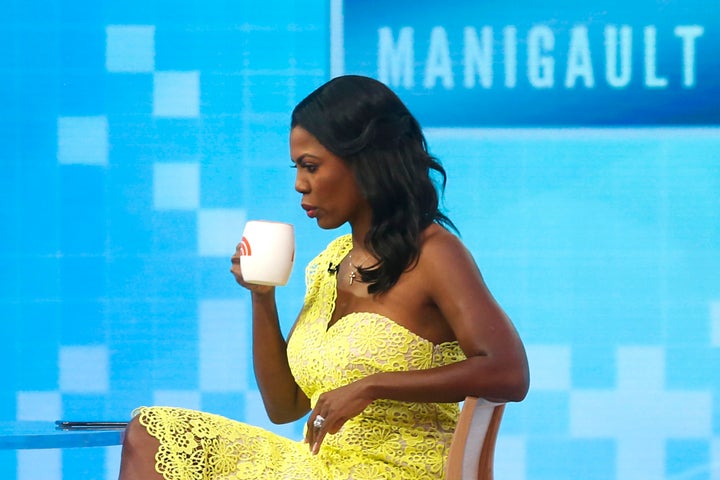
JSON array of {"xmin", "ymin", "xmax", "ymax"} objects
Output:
[{"xmin": 118, "ymin": 75, "xmax": 529, "ymax": 480}]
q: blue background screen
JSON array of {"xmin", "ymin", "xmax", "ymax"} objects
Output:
[{"xmin": 1, "ymin": 0, "xmax": 718, "ymax": 478}]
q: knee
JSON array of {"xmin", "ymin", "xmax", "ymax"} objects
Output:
[
  {"xmin": 123, "ymin": 416, "xmax": 156, "ymax": 450},
  {"xmin": 119, "ymin": 415, "xmax": 163, "ymax": 479}
]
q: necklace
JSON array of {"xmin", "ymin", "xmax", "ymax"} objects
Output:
[{"xmin": 347, "ymin": 251, "xmax": 370, "ymax": 286}]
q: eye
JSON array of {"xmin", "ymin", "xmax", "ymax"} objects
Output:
[
  {"xmin": 292, "ymin": 156, "xmax": 319, "ymax": 173},
  {"xmin": 294, "ymin": 159, "xmax": 318, "ymax": 173}
]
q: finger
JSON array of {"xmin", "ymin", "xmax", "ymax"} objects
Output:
[
  {"xmin": 230, "ymin": 265, "xmax": 247, "ymax": 286},
  {"xmin": 306, "ymin": 412, "xmax": 325, "ymax": 451},
  {"xmin": 229, "ymin": 264, "xmax": 241, "ymax": 278},
  {"xmin": 305, "ymin": 411, "xmax": 319, "ymax": 440},
  {"xmin": 304, "ymin": 418, "xmax": 314, "ymax": 445},
  {"xmin": 232, "ymin": 243, "xmax": 245, "ymax": 261},
  {"xmin": 312, "ymin": 429, "xmax": 327, "ymax": 455}
]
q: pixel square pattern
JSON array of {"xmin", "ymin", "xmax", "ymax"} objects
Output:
[
  {"xmin": 2, "ymin": 2, "xmax": 720, "ymax": 480},
  {"xmin": 105, "ymin": 25, "xmax": 156, "ymax": 73}
]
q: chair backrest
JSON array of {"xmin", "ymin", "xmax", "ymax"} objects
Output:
[{"xmin": 445, "ymin": 397, "xmax": 506, "ymax": 480}]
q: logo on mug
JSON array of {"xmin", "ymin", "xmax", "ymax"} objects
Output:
[{"xmin": 239, "ymin": 236, "xmax": 252, "ymax": 256}]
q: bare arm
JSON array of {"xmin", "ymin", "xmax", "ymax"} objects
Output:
[
  {"xmin": 402, "ymin": 230, "xmax": 530, "ymax": 403},
  {"xmin": 365, "ymin": 230, "xmax": 529, "ymax": 403},
  {"xmin": 306, "ymin": 230, "xmax": 529, "ymax": 451},
  {"xmin": 249, "ymin": 290, "xmax": 311, "ymax": 423},
  {"xmin": 230, "ymin": 245, "xmax": 310, "ymax": 423}
]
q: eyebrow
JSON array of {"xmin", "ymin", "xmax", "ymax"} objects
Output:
[{"xmin": 292, "ymin": 153, "xmax": 320, "ymax": 164}]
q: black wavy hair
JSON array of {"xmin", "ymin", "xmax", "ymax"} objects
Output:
[{"xmin": 291, "ymin": 75, "xmax": 456, "ymax": 294}]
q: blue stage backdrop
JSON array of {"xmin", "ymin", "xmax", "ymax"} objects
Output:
[{"xmin": 1, "ymin": 0, "xmax": 719, "ymax": 479}]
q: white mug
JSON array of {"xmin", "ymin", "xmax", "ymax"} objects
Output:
[{"xmin": 239, "ymin": 220, "xmax": 295, "ymax": 286}]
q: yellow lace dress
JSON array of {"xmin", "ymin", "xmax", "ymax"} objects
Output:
[{"xmin": 135, "ymin": 234, "xmax": 467, "ymax": 479}]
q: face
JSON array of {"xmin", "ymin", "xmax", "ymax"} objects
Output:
[{"xmin": 290, "ymin": 126, "xmax": 371, "ymax": 230}]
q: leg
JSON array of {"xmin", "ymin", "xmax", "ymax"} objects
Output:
[{"xmin": 118, "ymin": 416, "xmax": 164, "ymax": 480}]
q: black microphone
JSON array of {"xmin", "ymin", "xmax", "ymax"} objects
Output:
[{"xmin": 328, "ymin": 262, "xmax": 340, "ymax": 274}]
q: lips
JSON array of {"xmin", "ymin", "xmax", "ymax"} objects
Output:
[{"xmin": 301, "ymin": 203, "xmax": 318, "ymax": 218}]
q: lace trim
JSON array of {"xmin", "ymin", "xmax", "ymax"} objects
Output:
[{"xmin": 139, "ymin": 234, "xmax": 467, "ymax": 480}]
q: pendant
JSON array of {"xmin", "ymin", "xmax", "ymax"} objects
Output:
[{"xmin": 348, "ymin": 270, "xmax": 356, "ymax": 285}]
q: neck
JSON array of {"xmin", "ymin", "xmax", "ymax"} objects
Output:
[{"xmin": 347, "ymin": 206, "xmax": 372, "ymax": 249}]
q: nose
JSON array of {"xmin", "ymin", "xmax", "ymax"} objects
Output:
[{"xmin": 294, "ymin": 169, "xmax": 309, "ymax": 194}]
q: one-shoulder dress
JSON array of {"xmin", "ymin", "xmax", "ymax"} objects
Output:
[{"xmin": 134, "ymin": 234, "xmax": 467, "ymax": 479}]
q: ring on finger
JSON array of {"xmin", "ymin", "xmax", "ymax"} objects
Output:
[{"xmin": 313, "ymin": 415, "xmax": 325, "ymax": 429}]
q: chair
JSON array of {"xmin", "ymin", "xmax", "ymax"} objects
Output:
[{"xmin": 445, "ymin": 397, "xmax": 506, "ymax": 480}]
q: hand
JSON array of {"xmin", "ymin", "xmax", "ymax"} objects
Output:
[
  {"xmin": 230, "ymin": 243, "xmax": 274, "ymax": 295},
  {"xmin": 304, "ymin": 380, "xmax": 374, "ymax": 454}
]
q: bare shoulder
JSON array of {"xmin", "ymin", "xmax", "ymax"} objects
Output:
[
  {"xmin": 418, "ymin": 224, "xmax": 474, "ymax": 269},
  {"xmin": 415, "ymin": 223, "xmax": 488, "ymax": 306}
]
